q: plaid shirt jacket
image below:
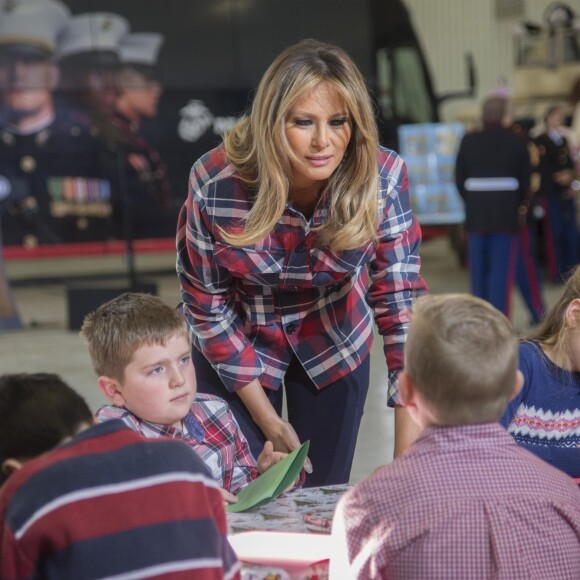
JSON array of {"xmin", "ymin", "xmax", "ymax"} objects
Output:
[{"xmin": 177, "ymin": 145, "xmax": 427, "ymax": 405}]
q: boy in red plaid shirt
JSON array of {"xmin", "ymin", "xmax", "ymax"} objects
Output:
[{"xmin": 82, "ymin": 292, "xmax": 295, "ymax": 503}]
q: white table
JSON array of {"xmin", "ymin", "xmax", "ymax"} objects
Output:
[{"xmin": 227, "ymin": 484, "xmax": 351, "ymax": 579}]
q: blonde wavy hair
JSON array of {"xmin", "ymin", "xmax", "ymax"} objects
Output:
[{"xmin": 222, "ymin": 39, "xmax": 380, "ymax": 252}]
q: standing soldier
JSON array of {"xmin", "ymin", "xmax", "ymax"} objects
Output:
[
  {"xmin": 0, "ymin": 0, "xmax": 117, "ymax": 248},
  {"xmin": 534, "ymin": 105, "xmax": 578, "ymax": 282},
  {"xmin": 455, "ymin": 95, "xmax": 531, "ymax": 318},
  {"xmin": 112, "ymin": 32, "xmax": 175, "ymax": 239},
  {"xmin": 514, "ymin": 130, "xmax": 546, "ymax": 325}
]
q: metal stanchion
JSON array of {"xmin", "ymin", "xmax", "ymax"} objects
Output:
[
  {"xmin": 65, "ymin": 148, "xmax": 157, "ymax": 331},
  {"xmin": 0, "ymin": 237, "xmax": 22, "ymax": 332}
]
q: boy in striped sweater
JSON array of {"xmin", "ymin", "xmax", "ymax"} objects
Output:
[{"xmin": 0, "ymin": 372, "xmax": 240, "ymax": 580}]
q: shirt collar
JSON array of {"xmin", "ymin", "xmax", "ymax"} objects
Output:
[
  {"xmin": 414, "ymin": 422, "xmax": 514, "ymax": 451},
  {"xmin": 121, "ymin": 407, "xmax": 205, "ymax": 443}
]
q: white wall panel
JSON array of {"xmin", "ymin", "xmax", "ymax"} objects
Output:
[{"xmin": 405, "ymin": 0, "xmax": 580, "ymax": 120}]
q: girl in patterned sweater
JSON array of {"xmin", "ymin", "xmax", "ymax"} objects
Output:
[{"xmin": 500, "ymin": 265, "xmax": 580, "ymax": 477}]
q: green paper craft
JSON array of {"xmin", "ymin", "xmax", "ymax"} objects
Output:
[{"xmin": 227, "ymin": 440, "xmax": 310, "ymax": 513}]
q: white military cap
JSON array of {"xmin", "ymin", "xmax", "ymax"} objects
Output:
[
  {"xmin": 119, "ymin": 33, "xmax": 164, "ymax": 67},
  {"xmin": 0, "ymin": 0, "xmax": 70, "ymax": 55},
  {"xmin": 56, "ymin": 12, "xmax": 129, "ymax": 62}
]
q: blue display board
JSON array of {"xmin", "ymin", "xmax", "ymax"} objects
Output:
[{"xmin": 398, "ymin": 123, "xmax": 465, "ymax": 225}]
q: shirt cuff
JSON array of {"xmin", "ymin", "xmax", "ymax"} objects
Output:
[{"xmin": 387, "ymin": 369, "xmax": 401, "ymax": 407}]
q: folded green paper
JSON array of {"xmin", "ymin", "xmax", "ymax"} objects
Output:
[{"xmin": 227, "ymin": 440, "xmax": 310, "ymax": 513}]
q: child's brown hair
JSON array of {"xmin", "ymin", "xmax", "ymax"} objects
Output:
[
  {"xmin": 81, "ymin": 293, "xmax": 189, "ymax": 380},
  {"xmin": 405, "ymin": 293, "xmax": 519, "ymax": 425}
]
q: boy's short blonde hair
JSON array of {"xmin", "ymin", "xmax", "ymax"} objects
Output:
[
  {"xmin": 81, "ymin": 293, "xmax": 189, "ymax": 380},
  {"xmin": 405, "ymin": 294, "xmax": 518, "ymax": 425}
]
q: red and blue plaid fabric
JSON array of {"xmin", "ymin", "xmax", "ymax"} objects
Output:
[
  {"xmin": 96, "ymin": 394, "xmax": 258, "ymax": 494},
  {"xmin": 177, "ymin": 145, "xmax": 427, "ymax": 405}
]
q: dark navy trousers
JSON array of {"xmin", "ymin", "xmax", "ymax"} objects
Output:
[
  {"xmin": 515, "ymin": 225, "xmax": 546, "ymax": 324},
  {"xmin": 192, "ymin": 347, "xmax": 370, "ymax": 487},
  {"xmin": 467, "ymin": 232, "xmax": 519, "ymax": 317},
  {"xmin": 541, "ymin": 195, "xmax": 579, "ymax": 282}
]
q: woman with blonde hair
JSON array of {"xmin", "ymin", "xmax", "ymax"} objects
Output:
[
  {"xmin": 501, "ymin": 264, "xmax": 580, "ymax": 477},
  {"xmin": 176, "ymin": 39, "xmax": 427, "ymax": 486}
]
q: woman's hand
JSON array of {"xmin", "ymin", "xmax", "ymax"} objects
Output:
[
  {"xmin": 260, "ymin": 415, "xmax": 313, "ymax": 474},
  {"xmin": 256, "ymin": 440, "xmax": 287, "ymax": 473},
  {"xmin": 237, "ymin": 378, "xmax": 313, "ymax": 474}
]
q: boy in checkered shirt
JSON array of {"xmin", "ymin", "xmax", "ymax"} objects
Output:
[
  {"xmin": 82, "ymin": 292, "xmax": 294, "ymax": 503},
  {"xmin": 331, "ymin": 294, "xmax": 580, "ymax": 579}
]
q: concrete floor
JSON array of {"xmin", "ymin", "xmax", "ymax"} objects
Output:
[{"xmin": 0, "ymin": 235, "xmax": 565, "ymax": 483}]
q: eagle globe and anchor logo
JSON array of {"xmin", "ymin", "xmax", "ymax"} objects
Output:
[{"xmin": 178, "ymin": 99, "xmax": 238, "ymax": 143}]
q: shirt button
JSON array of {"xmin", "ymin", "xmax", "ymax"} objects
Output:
[{"xmin": 286, "ymin": 323, "xmax": 297, "ymax": 334}]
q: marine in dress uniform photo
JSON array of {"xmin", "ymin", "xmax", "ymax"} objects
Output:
[
  {"xmin": 56, "ymin": 11, "xmax": 129, "ymax": 135},
  {"xmin": 112, "ymin": 32, "xmax": 177, "ymax": 239},
  {"xmin": 0, "ymin": 0, "xmax": 117, "ymax": 248}
]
